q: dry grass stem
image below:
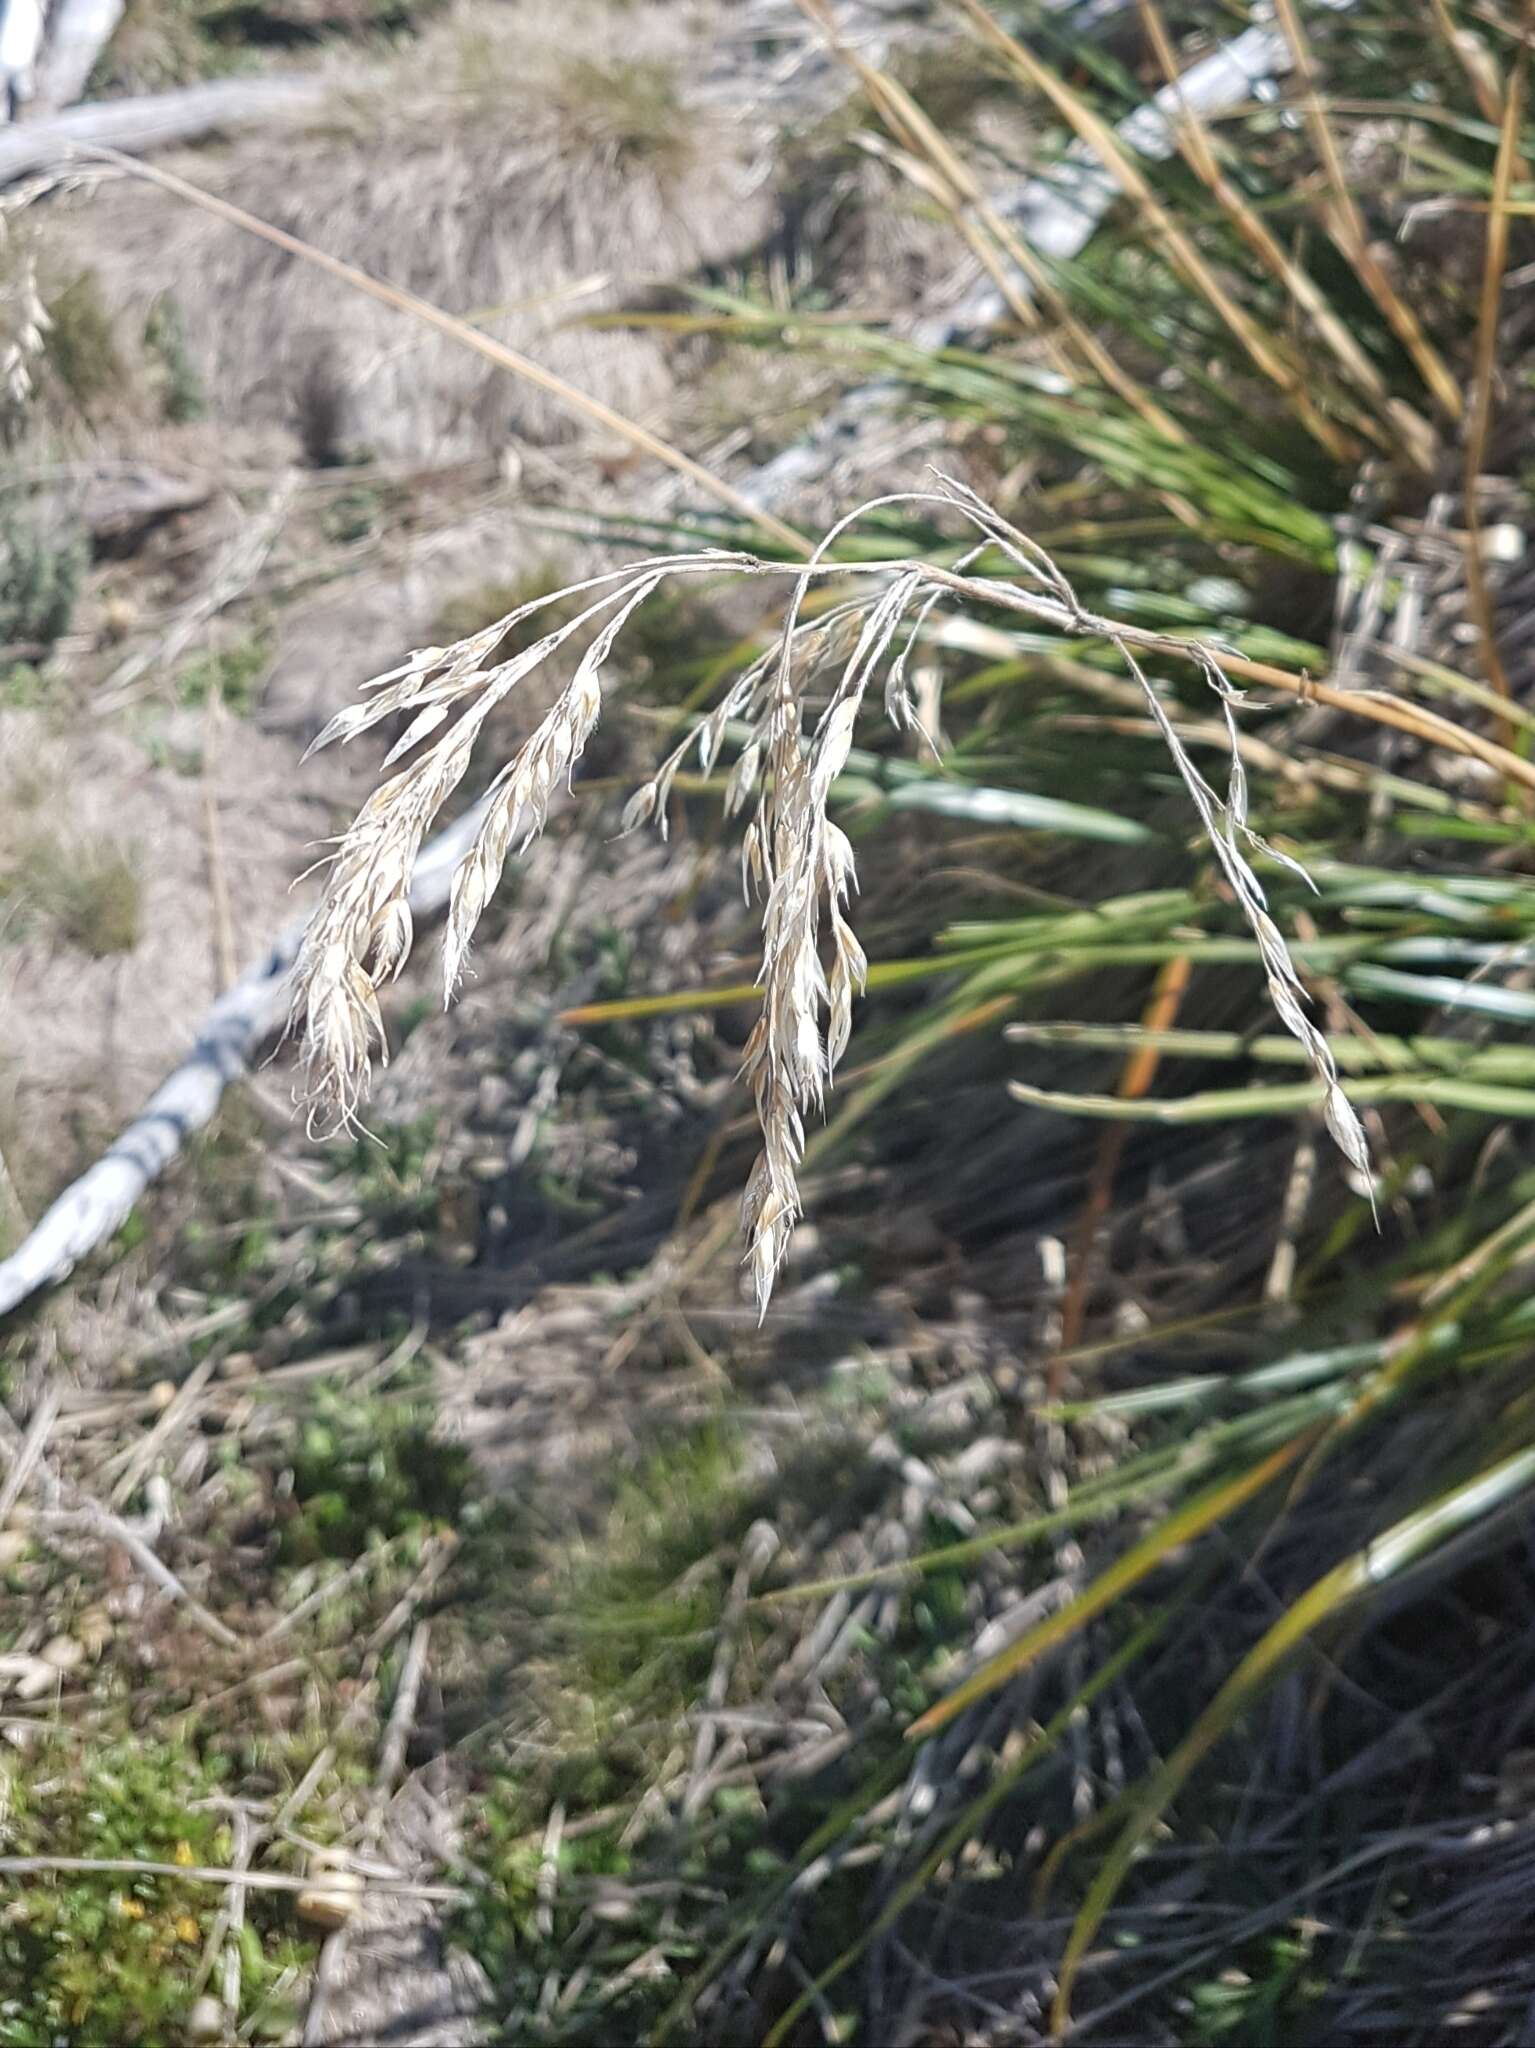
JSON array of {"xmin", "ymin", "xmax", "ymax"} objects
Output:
[
  {"xmin": 0, "ymin": 1855, "xmax": 463, "ymax": 1898},
  {"xmin": 947, "ymin": 0, "xmax": 1356, "ymax": 463},
  {"xmin": 292, "ymin": 476, "xmax": 1379, "ymax": 1311},
  {"xmin": 0, "ymin": 1386, "xmax": 61, "ymax": 1527},
  {"xmin": 37, "ymin": 1502, "xmax": 243, "ymax": 1649},
  {"xmin": 1463, "ymin": 41, "xmax": 1526, "ymax": 750},
  {"xmin": 1268, "ymin": 0, "xmax": 1463, "ymax": 418}
]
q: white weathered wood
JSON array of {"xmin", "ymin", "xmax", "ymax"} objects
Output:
[
  {"xmin": 34, "ymin": 0, "xmax": 125, "ymax": 113},
  {"xmin": 0, "ymin": 73, "xmax": 329, "ymax": 181},
  {"xmin": 0, "ymin": 798, "xmax": 489, "ymax": 1320},
  {"xmin": 0, "ymin": 0, "xmax": 45, "ymax": 119}
]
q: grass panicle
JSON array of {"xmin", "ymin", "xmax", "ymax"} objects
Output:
[{"xmin": 292, "ymin": 476, "xmax": 1370, "ymax": 1311}]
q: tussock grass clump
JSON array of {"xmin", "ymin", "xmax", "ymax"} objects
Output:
[
  {"xmin": 547, "ymin": 55, "xmax": 694, "ymax": 180},
  {"xmin": 292, "ymin": 476, "xmax": 1369, "ymax": 1311},
  {"xmin": 4, "ymin": 831, "xmax": 144, "ymax": 958},
  {"xmin": 41, "ymin": 270, "xmax": 126, "ymax": 417}
]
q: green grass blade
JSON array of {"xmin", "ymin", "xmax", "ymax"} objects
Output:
[
  {"xmin": 1008, "ymin": 1074, "xmax": 1535, "ymax": 1122},
  {"xmin": 1052, "ymin": 1442, "xmax": 1535, "ymax": 2030},
  {"xmin": 906, "ymin": 1430, "xmax": 1319, "ymax": 1740}
]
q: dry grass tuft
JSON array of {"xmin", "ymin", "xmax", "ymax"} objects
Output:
[
  {"xmin": 291, "ymin": 476, "xmax": 1369, "ymax": 1310},
  {"xmin": 544, "ymin": 55, "xmax": 695, "ymax": 180},
  {"xmin": 5, "ymin": 831, "xmax": 145, "ymax": 959},
  {"xmin": 55, "ymin": 0, "xmax": 771, "ymax": 466}
]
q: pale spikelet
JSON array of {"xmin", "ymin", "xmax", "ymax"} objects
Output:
[
  {"xmin": 0, "ymin": 230, "xmax": 47, "ymax": 420},
  {"xmin": 293, "ymin": 474, "xmax": 1370, "ymax": 1294}
]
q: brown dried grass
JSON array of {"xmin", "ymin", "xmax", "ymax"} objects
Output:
[{"xmin": 58, "ymin": 1, "xmax": 776, "ymax": 464}]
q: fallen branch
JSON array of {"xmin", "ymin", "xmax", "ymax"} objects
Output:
[
  {"xmin": 0, "ymin": 76, "xmax": 330, "ymax": 183},
  {"xmin": 0, "ymin": 797, "xmax": 491, "ymax": 1321},
  {"xmin": 33, "ymin": 0, "xmax": 125, "ymax": 113}
]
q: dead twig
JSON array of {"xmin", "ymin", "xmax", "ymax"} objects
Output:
[
  {"xmin": 0, "ymin": 1854, "xmax": 463, "ymax": 1898},
  {"xmin": 0, "ymin": 1386, "xmax": 62, "ymax": 1527},
  {"xmin": 107, "ymin": 1356, "xmax": 217, "ymax": 1509},
  {"xmin": 36, "ymin": 1503, "xmax": 242, "ymax": 1650}
]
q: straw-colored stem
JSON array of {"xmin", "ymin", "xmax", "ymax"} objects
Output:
[
  {"xmin": 1462, "ymin": 43, "xmax": 1527, "ymax": 753},
  {"xmin": 1268, "ymin": 0, "xmax": 1464, "ymax": 417}
]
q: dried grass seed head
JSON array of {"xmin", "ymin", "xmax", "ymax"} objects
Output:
[{"xmin": 292, "ymin": 475, "xmax": 1370, "ymax": 1296}]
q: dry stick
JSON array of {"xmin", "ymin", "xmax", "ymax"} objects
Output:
[
  {"xmin": 36, "ymin": 1503, "xmax": 242, "ymax": 1649},
  {"xmin": 302, "ymin": 1622, "xmax": 432, "ymax": 2048},
  {"xmin": 0, "ymin": 77, "xmax": 330, "ymax": 183},
  {"xmin": 0, "ymin": 1854, "xmax": 462, "ymax": 1898},
  {"xmin": 74, "ymin": 147, "xmax": 809, "ymax": 561},
  {"xmin": 535, "ymin": 1800, "xmax": 565, "ymax": 1944},
  {"xmin": 0, "ymin": 1386, "xmax": 61, "ymax": 1526},
  {"xmin": 363, "ymin": 1531, "xmax": 456, "ymax": 1657},
  {"xmin": 172, "ymin": 1656, "xmax": 323, "ymax": 1733},
  {"xmin": 274, "ymin": 1745, "xmax": 339, "ymax": 1834},
  {"xmin": 107, "ymin": 1354, "xmax": 217, "ymax": 1508},
  {"xmin": 1264, "ymin": 1125, "xmax": 1319, "ymax": 1308},
  {"xmin": 34, "ymin": 0, "xmax": 125, "ymax": 112},
  {"xmin": 189, "ymin": 1808, "xmax": 255, "ymax": 2005},
  {"xmin": 220, "ymin": 1810, "xmax": 253, "ymax": 2021},
  {"xmin": 1463, "ymin": 43, "xmax": 1527, "ymax": 755},
  {"xmin": 259, "ymin": 1541, "xmax": 399, "ymax": 1647}
]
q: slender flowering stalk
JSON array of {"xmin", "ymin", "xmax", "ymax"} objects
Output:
[
  {"xmin": 290, "ymin": 476, "xmax": 1370, "ymax": 1310},
  {"xmin": 0, "ymin": 222, "xmax": 47, "ymax": 418}
]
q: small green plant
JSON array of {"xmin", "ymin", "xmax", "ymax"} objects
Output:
[
  {"xmin": 143, "ymin": 294, "xmax": 207, "ymax": 423},
  {"xmin": 175, "ymin": 630, "xmax": 271, "ymax": 714},
  {"xmin": 282, "ymin": 1382, "xmax": 470, "ymax": 1562},
  {"xmin": 0, "ymin": 511, "xmax": 86, "ymax": 660},
  {"xmin": 320, "ymin": 483, "xmax": 383, "ymax": 546},
  {"xmin": 1185, "ymin": 1933, "xmax": 1326, "ymax": 2044},
  {"xmin": 0, "ymin": 662, "xmax": 45, "ymax": 708},
  {"xmin": 0, "ymin": 1732, "xmax": 310, "ymax": 2046}
]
